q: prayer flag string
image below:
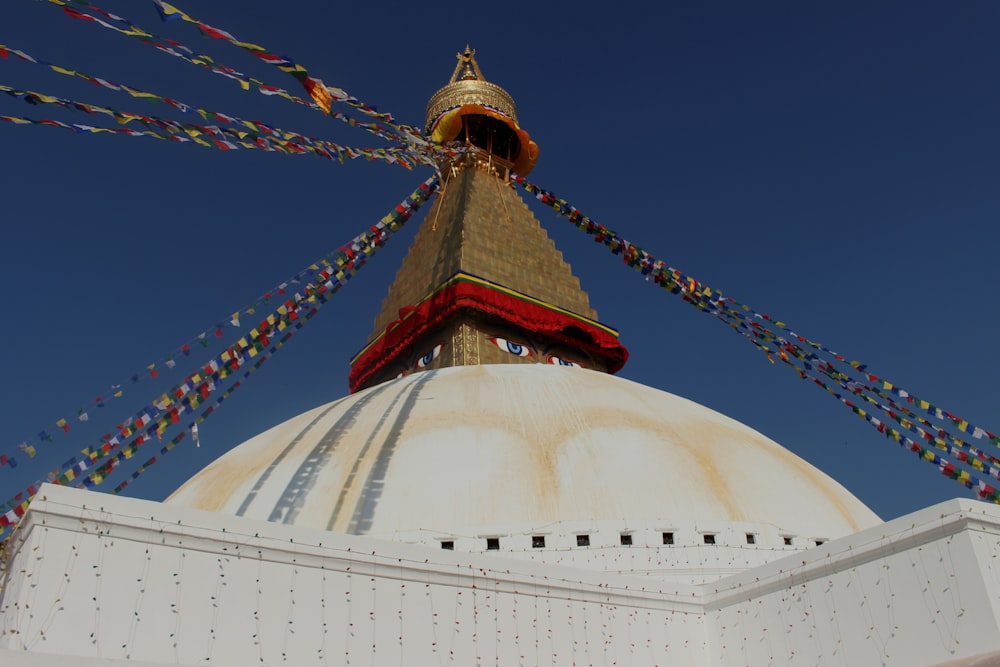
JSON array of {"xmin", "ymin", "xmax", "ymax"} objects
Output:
[
  {"xmin": 36, "ymin": 0, "xmax": 442, "ymax": 166},
  {"xmin": 0, "ymin": 42, "xmax": 441, "ymax": 159},
  {"xmin": 77, "ymin": 173, "xmax": 437, "ymax": 485},
  {"xmin": 511, "ymin": 174, "xmax": 1000, "ymax": 503},
  {"xmin": 0, "ymin": 174, "xmax": 439, "ymax": 524},
  {"xmin": 145, "ymin": 0, "xmax": 429, "ymax": 149},
  {"xmin": 665, "ymin": 291, "xmax": 1000, "ymax": 485},
  {"xmin": 41, "ymin": 0, "xmax": 308, "ymax": 105},
  {"xmin": 682, "ymin": 297, "xmax": 1000, "ymax": 475},
  {"xmin": 0, "ymin": 101, "xmax": 445, "ymax": 467},
  {"xmin": 111, "ymin": 356, "xmax": 263, "ymax": 495},
  {"xmin": 0, "ymin": 84, "xmax": 418, "ymax": 167}
]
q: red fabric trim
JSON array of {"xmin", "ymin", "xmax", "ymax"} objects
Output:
[{"xmin": 349, "ymin": 280, "xmax": 628, "ymax": 392}]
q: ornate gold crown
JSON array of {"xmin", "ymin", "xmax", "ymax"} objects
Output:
[{"xmin": 425, "ymin": 46, "xmax": 518, "ymax": 132}]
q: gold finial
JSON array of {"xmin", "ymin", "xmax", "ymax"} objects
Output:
[{"xmin": 449, "ymin": 45, "xmax": 485, "ymax": 84}]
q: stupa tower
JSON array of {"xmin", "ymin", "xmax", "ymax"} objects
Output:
[
  {"xmin": 165, "ymin": 47, "xmax": 877, "ymax": 541},
  {"xmin": 349, "ymin": 47, "xmax": 628, "ymax": 392}
]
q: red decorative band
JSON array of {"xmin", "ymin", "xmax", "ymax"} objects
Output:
[{"xmin": 349, "ymin": 273, "xmax": 627, "ymax": 391}]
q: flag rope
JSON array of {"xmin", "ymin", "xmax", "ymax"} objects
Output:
[
  {"xmin": 0, "ymin": 42, "xmax": 443, "ymax": 158},
  {"xmin": 0, "ymin": 174, "xmax": 440, "ymax": 538},
  {"xmin": 37, "ymin": 0, "xmax": 445, "ymax": 166},
  {"xmin": 512, "ymin": 173, "xmax": 1000, "ymax": 504},
  {"xmin": 0, "ymin": 106, "xmax": 428, "ymax": 465},
  {"xmin": 0, "ymin": 84, "xmax": 420, "ymax": 167}
]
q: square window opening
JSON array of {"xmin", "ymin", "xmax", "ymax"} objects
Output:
[
  {"xmin": 486, "ymin": 537, "xmax": 500, "ymax": 551},
  {"xmin": 783, "ymin": 536, "xmax": 793, "ymax": 546},
  {"xmin": 620, "ymin": 533, "xmax": 633, "ymax": 546},
  {"xmin": 703, "ymin": 534, "xmax": 716, "ymax": 545},
  {"xmin": 662, "ymin": 532, "xmax": 674, "ymax": 545},
  {"xmin": 745, "ymin": 533, "xmax": 756, "ymax": 545},
  {"xmin": 576, "ymin": 534, "xmax": 590, "ymax": 547},
  {"xmin": 441, "ymin": 540, "xmax": 454, "ymax": 551},
  {"xmin": 532, "ymin": 535, "xmax": 546, "ymax": 549}
]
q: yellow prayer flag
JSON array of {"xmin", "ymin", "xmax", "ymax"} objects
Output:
[
  {"xmin": 123, "ymin": 86, "xmax": 159, "ymax": 100},
  {"xmin": 122, "ymin": 27, "xmax": 153, "ymax": 38},
  {"xmin": 157, "ymin": 1, "xmax": 192, "ymax": 22},
  {"xmin": 117, "ymin": 112, "xmax": 143, "ymax": 125}
]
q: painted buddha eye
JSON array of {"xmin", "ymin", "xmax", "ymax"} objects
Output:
[
  {"xmin": 548, "ymin": 356, "xmax": 581, "ymax": 368},
  {"xmin": 488, "ymin": 337, "xmax": 532, "ymax": 357},
  {"xmin": 416, "ymin": 344, "xmax": 443, "ymax": 368}
]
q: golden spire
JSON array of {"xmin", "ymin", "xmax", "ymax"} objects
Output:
[
  {"xmin": 424, "ymin": 46, "xmax": 537, "ymax": 175},
  {"xmin": 348, "ymin": 51, "xmax": 626, "ymax": 392}
]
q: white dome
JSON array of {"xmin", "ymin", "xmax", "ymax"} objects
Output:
[{"xmin": 166, "ymin": 365, "xmax": 880, "ymax": 539}]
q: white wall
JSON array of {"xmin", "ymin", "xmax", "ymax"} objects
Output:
[
  {"xmin": 0, "ymin": 486, "xmax": 707, "ymax": 666},
  {"xmin": 707, "ymin": 502, "xmax": 1000, "ymax": 666},
  {"xmin": 1, "ymin": 486, "xmax": 998, "ymax": 667}
]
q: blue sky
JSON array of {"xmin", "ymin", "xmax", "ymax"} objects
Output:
[{"xmin": 2, "ymin": 0, "xmax": 999, "ymax": 522}]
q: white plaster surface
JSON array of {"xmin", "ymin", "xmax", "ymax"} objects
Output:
[{"xmin": 167, "ymin": 365, "xmax": 881, "ymax": 540}]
